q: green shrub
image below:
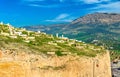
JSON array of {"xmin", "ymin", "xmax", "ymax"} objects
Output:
[{"xmin": 55, "ymin": 51, "xmax": 63, "ymax": 56}]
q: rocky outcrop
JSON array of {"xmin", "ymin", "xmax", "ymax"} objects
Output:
[{"xmin": 0, "ymin": 50, "xmax": 111, "ymax": 77}]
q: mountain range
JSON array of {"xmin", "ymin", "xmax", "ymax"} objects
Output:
[{"xmin": 24, "ymin": 13, "xmax": 120, "ymax": 52}]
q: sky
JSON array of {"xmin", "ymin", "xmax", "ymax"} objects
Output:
[{"xmin": 0, "ymin": 0, "xmax": 120, "ymax": 27}]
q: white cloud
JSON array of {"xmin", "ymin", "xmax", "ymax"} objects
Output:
[
  {"xmin": 22, "ymin": 0, "xmax": 66, "ymax": 8},
  {"xmin": 28, "ymin": 4, "xmax": 61, "ymax": 8},
  {"xmin": 45, "ymin": 13, "xmax": 75, "ymax": 22},
  {"xmin": 29, "ymin": 4, "xmax": 40, "ymax": 7},
  {"xmin": 59, "ymin": 0, "xmax": 65, "ymax": 2},
  {"xmin": 95, "ymin": 2, "xmax": 120, "ymax": 9},
  {"xmin": 45, "ymin": 19, "xmax": 73, "ymax": 22},
  {"xmin": 83, "ymin": 0, "xmax": 100, "ymax": 4},
  {"xmin": 55, "ymin": 14, "xmax": 69, "ymax": 20},
  {"xmin": 76, "ymin": 0, "xmax": 110, "ymax": 4},
  {"xmin": 23, "ymin": 0, "xmax": 44, "ymax": 2},
  {"xmin": 91, "ymin": 2, "xmax": 120, "ymax": 13}
]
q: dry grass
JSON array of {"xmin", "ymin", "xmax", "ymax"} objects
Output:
[{"xmin": 0, "ymin": 62, "xmax": 25, "ymax": 77}]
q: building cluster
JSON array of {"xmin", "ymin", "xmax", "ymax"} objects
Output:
[
  {"xmin": 56, "ymin": 33, "xmax": 68, "ymax": 40},
  {"xmin": 0, "ymin": 22, "xmax": 106, "ymax": 57},
  {"xmin": 0, "ymin": 22, "xmax": 41, "ymax": 43}
]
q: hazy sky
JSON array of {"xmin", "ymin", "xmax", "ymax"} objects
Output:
[{"xmin": 0, "ymin": 0, "xmax": 120, "ymax": 27}]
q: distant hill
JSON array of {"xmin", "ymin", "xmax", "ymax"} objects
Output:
[{"xmin": 24, "ymin": 13, "xmax": 120, "ymax": 53}]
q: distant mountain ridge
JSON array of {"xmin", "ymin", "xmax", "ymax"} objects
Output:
[
  {"xmin": 24, "ymin": 13, "xmax": 120, "ymax": 51},
  {"xmin": 72, "ymin": 13, "xmax": 120, "ymax": 24}
]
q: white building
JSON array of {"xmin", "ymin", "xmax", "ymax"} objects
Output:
[
  {"xmin": 0, "ymin": 33, "xmax": 10, "ymax": 36},
  {"xmin": 14, "ymin": 31, "xmax": 22, "ymax": 36},
  {"xmin": 6, "ymin": 23, "xmax": 14, "ymax": 35},
  {"xmin": 0, "ymin": 21, "xmax": 3, "ymax": 25},
  {"xmin": 9, "ymin": 36, "xmax": 17, "ymax": 38},
  {"xmin": 56, "ymin": 33, "xmax": 59, "ymax": 37},
  {"xmin": 37, "ymin": 31, "xmax": 41, "ymax": 33}
]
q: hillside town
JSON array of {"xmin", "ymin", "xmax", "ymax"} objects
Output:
[
  {"xmin": 0, "ymin": 22, "xmax": 81, "ymax": 45},
  {"xmin": 0, "ymin": 22, "xmax": 69, "ymax": 43},
  {"xmin": 0, "ymin": 22, "xmax": 39, "ymax": 42},
  {"xmin": 0, "ymin": 22, "xmax": 106, "ymax": 56},
  {"xmin": 0, "ymin": 22, "xmax": 113, "ymax": 77}
]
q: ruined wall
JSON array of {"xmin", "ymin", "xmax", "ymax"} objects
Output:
[{"xmin": 0, "ymin": 50, "xmax": 111, "ymax": 77}]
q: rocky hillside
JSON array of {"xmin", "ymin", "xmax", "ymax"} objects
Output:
[
  {"xmin": 0, "ymin": 49, "xmax": 111, "ymax": 77},
  {"xmin": 24, "ymin": 13, "xmax": 120, "ymax": 60},
  {"xmin": 0, "ymin": 23, "xmax": 112, "ymax": 77},
  {"xmin": 72, "ymin": 13, "xmax": 120, "ymax": 24}
]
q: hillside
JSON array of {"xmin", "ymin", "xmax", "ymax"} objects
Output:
[
  {"xmin": 24, "ymin": 13, "xmax": 120, "ymax": 60},
  {"xmin": 0, "ymin": 23, "xmax": 112, "ymax": 77},
  {"xmin": 0, "ymin": 23, "xmax": 107, "ymax": 57}
]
